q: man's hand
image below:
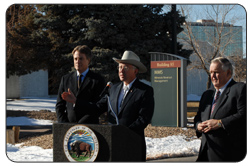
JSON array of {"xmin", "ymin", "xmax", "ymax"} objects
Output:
[
  {"xmin": 61, "ymin": 88, "xmax": 76, "ymax": 104},
  {"xmin": 197, "ymin": 122, "xmax": 207, "ymax": 133},
  {"xmin": 201, "ymin": 119, "xmax": 220, "ymax": 133}
]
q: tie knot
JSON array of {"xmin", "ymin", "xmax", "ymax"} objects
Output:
[
  {"xmin": 123, "ymin": 85, "xmax": 129, "ymax": 92},
  {"xmin": 216, "ymin": 90, "xmax": 221, "ymax": 96},
  {"xmin": 78, "ymin": 74, "xmax": 84, "ymax": 81},
  {"xmin": 215, "ymin": 90, "xmax": 221, "ymax": 100}
]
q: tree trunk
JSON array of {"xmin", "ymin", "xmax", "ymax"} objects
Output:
[{"xmin": 207, "ymin": 75, "xmax": 212, "ymax": 89}]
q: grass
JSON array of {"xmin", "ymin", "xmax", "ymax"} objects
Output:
[{"xmin": 69, "ymin": 151, "xmax": 92, "ymax": 161}]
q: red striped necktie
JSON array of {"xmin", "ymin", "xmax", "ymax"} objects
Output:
[{"xmin": 211, "ymin": 91, "xmax": 221, "ymax": 115}]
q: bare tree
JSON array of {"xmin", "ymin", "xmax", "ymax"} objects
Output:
[
  {"xmin": 179, "ymin": 5, "xmax": 245, "ymax": 89},
  {"xmin": 228, "ymin": 51, "xmax": 246, "ymax": 83}
]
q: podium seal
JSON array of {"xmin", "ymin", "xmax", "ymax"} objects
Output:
[{"xmin": 63, "ymin": 125, "xmax": 99, "ymax": 161}]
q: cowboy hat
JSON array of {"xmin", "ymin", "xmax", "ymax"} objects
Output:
[{"xmin": 113, "ymin": 51, "xmax": 147, "ymax": 73}]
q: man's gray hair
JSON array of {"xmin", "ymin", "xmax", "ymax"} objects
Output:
[{"xmin": 211, "ymin": 57, "xmax": 234, "ymax": 76}]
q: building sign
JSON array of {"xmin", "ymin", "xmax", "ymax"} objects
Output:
[
  {"xmin": 151, "ymin": 60, "xmax": 181, "ymax": 69},
  {"xmin": 151, "ymin": 67, "xmax": 179, "ymax": 126},
  {"xmin": 64, "ymin": 125, "xmax": 99, "ymax": 162},
  {"xmin": 150, "ymin": 52, "xmax": 187, "ymax": 127},
  {"xmin": 153, "ymin": 69, "xmax": 173, "ymax": 83}
]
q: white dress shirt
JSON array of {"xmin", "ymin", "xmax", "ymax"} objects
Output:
[{"xmin": 117, "ymin": 78, "xmax": 137, "ymax": 112}]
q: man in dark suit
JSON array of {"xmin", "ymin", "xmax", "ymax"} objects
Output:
[
  {"xmin": 56, "ymin": 45, "xmax": 105, "ymax": 124},
  {"xmin": 194, "ymin": 57, "xmax": 246, "ymax": 162},
  {"xmin": 62, "ymin": 50, "xmax": 154, "ymax": 161}
]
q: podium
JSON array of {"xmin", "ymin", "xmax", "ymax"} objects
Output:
[{"xmin": 53, "ymin": 123, "xmax": 142, "ymax": 162}]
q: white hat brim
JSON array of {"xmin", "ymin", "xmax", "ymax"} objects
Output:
[{"xmin": 113, "ymin": 58, "xmax": 147, "ymax": 73}]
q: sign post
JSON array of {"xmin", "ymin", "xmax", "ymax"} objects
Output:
[{"xmin": 150, "ymin": 52, "xmax": 187, "ymax": 127}]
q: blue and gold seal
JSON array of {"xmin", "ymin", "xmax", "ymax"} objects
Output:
[{"xmin": 64, "ymin": 125, "xmax": 99, "ymax": 161}]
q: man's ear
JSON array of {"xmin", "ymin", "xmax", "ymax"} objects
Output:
[{"xmin": 134, "ymin": 68, "xmax": 139, "ymax": 75}]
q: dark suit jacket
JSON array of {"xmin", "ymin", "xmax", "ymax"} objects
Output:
[
  {"xmin": 75, "ymin": 78, "xmax": 155, "ymax": 161},
  {"xmin": 194, "ymin": 80, "xmax": 246, "ymax": 161},
  {"xmin": 56, "ymin": 70, "xmax": 105, "ymax": 123}
]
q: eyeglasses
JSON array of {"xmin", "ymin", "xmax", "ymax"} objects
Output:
[{"xmin": 117, "ymin": 65, "xmax": 136, "ymax": 71}]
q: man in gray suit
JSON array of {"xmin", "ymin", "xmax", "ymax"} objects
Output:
[
  {"xmin": 56, "ymin": 45, "xmax": 105, "ymax": 124},
  {"xmin": 194, "ymin": 57, "xmax": 246, "ymax": 161}
]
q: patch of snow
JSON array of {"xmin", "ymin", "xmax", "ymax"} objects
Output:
[
  {"xmin": 6, "ymin": 144, "xmax": 53, "ymax": 162},
  {"xmin": 7, "ymin": 117, "xmax": 54, "ymax": 126},
  {"xmin": 146, "ymin": 135, "xmax": 200, "ymax": 160},
  {"xmin": 6, "ymin": 97, "xmax": 57, "ymax": 112}
]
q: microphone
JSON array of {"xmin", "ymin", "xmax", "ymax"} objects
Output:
[
  {"xmin": 107, "ymin": 95, "xmax": 119, "ymax": 125},
  {"xmin": 99, "ymin": 81, "xmax": 112, "ymax": 97}
]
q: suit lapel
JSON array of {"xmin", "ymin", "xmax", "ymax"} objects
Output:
[
  {"xmin": 76, "ymin": 71, "xmax": 91, "ymax": 96},
  {"xmin": 71, "ymin": 71, "xmax": 78, "ymax": 96},
  {"xmin": 114, "ymin": 83, "xmax": 123, "ymax": 115},
  {"xmin": 119, "ymin": 87, "xmax": 136, "ymax": 115},
  {"xmin": 118, "ymin": 79, "xmax": 138, "ymax": 115},
  {"xmin": 210, "ymin": 89, "xmax": 229, "ymax": 119},
  {"xmin": 210, "ymin": 80, "xmax": 235, "ymax": 118},
  {"xmin": 205, "ymin": 93, "xmax": 214, "ymax": 120}
]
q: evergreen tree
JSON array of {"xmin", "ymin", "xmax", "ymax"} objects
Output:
[
  {"xmin": 6, "ymin": 5, "xmax": 51, "ymax": 77},
  {"xmin": 7, "ymin": 4, "xmax": 192, "ymax": 93}
]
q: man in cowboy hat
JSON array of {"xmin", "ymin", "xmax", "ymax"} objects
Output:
[{"xmin": 61, "ymin": 50, "xmax": 155, "ymax": 161}]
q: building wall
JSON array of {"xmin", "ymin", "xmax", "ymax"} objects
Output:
[
  {"xmin": 187, "ymin": 68, "xmax": 208, "ymax": 96},
  {"xmin": 6, "ymin": 70, "xmax": 49, "ymax": 98},
  {"xmin": 178, "ymin": 20, "xmax": 242, "ymax": 97},
  {"xmin": 6, "ymin": 75, "xmax": 20, "ymax": 98},
  {"xmin": 179, "ymin": 21, "xmax": 243, "ymax": 57}
]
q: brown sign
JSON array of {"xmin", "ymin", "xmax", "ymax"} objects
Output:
[{"xmin": 151, "ymin": 60, "xmax": 181, "ymax": 69}]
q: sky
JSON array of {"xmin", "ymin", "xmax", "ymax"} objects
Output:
[
  {"xmin": 163, "ymin": 4, "xmax": 247, "ymax": 55},
  {"xmin": 186, "ymin": 5, "xmax": 247, "ymax": 55}
]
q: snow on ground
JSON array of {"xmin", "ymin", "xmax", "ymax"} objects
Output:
[
  {"xmin": 6, "ymin": 115, "xmax": 201, "ymax": 162},
  {"xmin": 7, "ymin": 97, "xmax": 57, "ymax": 112},
  {"xmin": 6, "ymin": 94, "xmax": 200, "ymax": 112},
  {"xmin": 6, "ymin": 135, "xmax": 200, "ymax": 162},
  {"xmin": 6, "ymin": 96, "xmax": 201, "ymax": 161},
  {"xmin": 146, "ymin": 136, "xmax": 200, "ymax": 160},
  {"xmin": 7, "ymin": 117, "xmax": 54, "ymax": 126},
  {"xmin": 7, "ymin": 143, "xmax": 53, "ymax": 162}
]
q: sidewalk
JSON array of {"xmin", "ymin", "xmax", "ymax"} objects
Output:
[{"xmin": 147, "ymin": 155, "xmax": 198, "ymax": 162}]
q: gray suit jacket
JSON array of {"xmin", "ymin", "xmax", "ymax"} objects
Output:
[{"xmin": 194, "ymin": 80, "xmax": 246, "ymax": 161}]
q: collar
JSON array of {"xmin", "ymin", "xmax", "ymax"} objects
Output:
[
  {"xmin": 77, "ymin": 68, "xmax": 89, "ymax": 77},
  {"xmin": 123, "ymin": 78, "xmax": 137, "ymax": 90},
  {"xmin": 216, "ymin": 78, "xmax": 232, "ymax": 94}
]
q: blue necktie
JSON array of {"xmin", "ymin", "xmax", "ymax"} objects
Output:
[{"xmin": 118, "ymin": 86, "xmax": 129, "ymax": 112}]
